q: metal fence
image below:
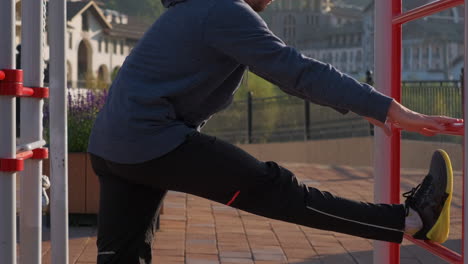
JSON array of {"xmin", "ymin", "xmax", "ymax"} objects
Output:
[
  {"xmin": 401, "ymin": 80, "xmax": 462, "ymax": 143},
  {"xmin": 203, "ymin": 80, "xmax": 463, "ymax": 144}
]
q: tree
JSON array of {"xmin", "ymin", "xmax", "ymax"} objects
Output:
[{"xmin": 234, "ymin": 71, "xmax": 282, "ymax": 100}]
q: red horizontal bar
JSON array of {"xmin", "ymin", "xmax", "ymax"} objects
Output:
[
  {"xmin": 22, "ymin": 87, "xmax": 34, "ymax": 97},
  {"xmin": 393, "ymin": 0, "xmax": 464, "ymax": 25},
  {"xmin": 404, "ymin": 235, "xmax": 462, "ymax": 263},
  {"xmin": 394, "ymin": 123, "xmax": 464, "ymax": 136},
  {"xmin": 16, "ymin": 151, "xmax": 33, "ymax": 160}
]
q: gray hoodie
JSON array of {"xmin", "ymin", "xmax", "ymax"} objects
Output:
[{"xmin": 88, "ymin": 0, "xmax": 393, "ymax": 164}]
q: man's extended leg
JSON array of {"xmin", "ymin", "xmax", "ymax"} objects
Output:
[
  {"xmin": 91, "ymin": 156, "xmax": 167, "ymax": 264},
  {"xmin": 93, "ymin": 132, "xmax": 406, "ymax": 243}
]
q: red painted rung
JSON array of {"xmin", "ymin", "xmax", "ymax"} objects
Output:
[
  {"xmin": 16, "ymin": 151, "xmax": 34, "ymax": 160},
  {"xmin": 28, "ymin": 87, "xmax": 49, "ymax": 99},
  {"xmin": 0, "ymin": 148, "xmax": 49, "ymax": 172},
  {"xmin": 31, "ymin": 148, "xmax": 48, "ymax": 159},
  {"xmin": 0, "ymin": 69, "xmax": 22, "ymax": 82},
  {"xmin": 0, "ymin": 69, "xmax": 49, "ymax": 98},
  {"xmin": 393, "ymin": 0, "xmax": 464, "ymax": 25},
  {"xmin": 22, "ymin": 87, "xmax": 34, "ymax": 97},
  {"xmin": 404, "ymin": 235, "xmax": 462, "ymax": 263},
  {"xmin": 0, "ymin": 158, "xmax": 24, "ymax": 172}
]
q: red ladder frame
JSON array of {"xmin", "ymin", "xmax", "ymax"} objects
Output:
[{"xmin": 374, "ymin": 0, "xmax": 466, "ymax": 263}]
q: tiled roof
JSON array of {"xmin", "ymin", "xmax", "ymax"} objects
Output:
[
  {"xmin": 108, "ymin": 16, "xmax": 152, "ymax": 39},
  {"xmin": 66, "ymin": 1, "xmax": 112, "ymax": 29},
  {"xmin": 67, "ymin": 1, "xmax": 89, "ymax": 21},
  {"xmin": 403, "ymin": 19, "xmax": 464, "ymax": 41}
]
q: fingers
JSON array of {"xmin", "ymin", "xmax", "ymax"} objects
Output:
[
  {"xmin": 388, "ymin": 101, "xmax": 463, "ymax": 136},
  {"xmin": 421, "ymin": 115, "xmax": 463, "ymax": 133},
  {"xmin": 431, "ymin": 116, "xmax": 463, "ymax": 124}
]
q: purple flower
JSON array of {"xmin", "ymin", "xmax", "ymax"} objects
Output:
[{"xmin": 43, "ymin": 89, "xmax": 108, "ymax": 152}]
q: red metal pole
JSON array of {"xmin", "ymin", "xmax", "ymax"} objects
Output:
[
  {"xmin": 0, "ymin": 70, "xmax": 5, "ymax": 81},
  {"xmin": 463, "ymin": 3, "xmax": 467, "ymax": 260},
  {"xmin": 393, "ymin": 0, "xmax": 464, "ymax": 25},
  {"xmin": 390, "ymin": 1, "xmax": 402, "ymax": 262},
  {"xmin": 391, "ymin": 0, "xmax": 402, "ymax": 204}
]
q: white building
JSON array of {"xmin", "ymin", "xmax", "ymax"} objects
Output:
[
  {"xmin": 264, "ymin": 0, "xmax": 465, "ymax": 81},
  {"xmin": 15, "ymin": 0, "xmax": 150, "ymax": 88},
  {"xmin": 363, "ymin": 0, "xmax": 464, "ymax": 80},
  {"xmin": 262, "ymin": 0, "xmax": 370, "ymax": 79}
]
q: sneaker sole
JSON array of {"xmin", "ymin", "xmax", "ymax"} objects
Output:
[{"xmin": 426, "ymin": 149, "xmax": 453, "ymax": 243}]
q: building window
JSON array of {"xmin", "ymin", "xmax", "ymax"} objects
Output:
[
  {"xmin": 69, "ymin": 32, "xmax": 73, "ymax": 49},
  {"xmin": 105, "ymin": 39, "xmax": 109, "ymax": 53},
  {"xmin": 434, "ymin": 46, "xmax": 440, "ymax": 57},
  {"xmin": 120, "ymin": 40, "xmax": 124, "ymax": 55},
  {"xmin": 413, "ymin": 46, "xmax": 419, "ymax": 58},
  {"xmin": 98, "ymin": 39, "xmax": 102, "ymax": 53},
  {"xmin": 423, "ymin": 46, "xmax": 429, "ymax": 58},
  {"xmin": 283, "ymin": 15, "xmax": 296, "ymax": 46},
  {"xmin": 403, "ymin": 47, "xmax": 410, "ymax": 69},
  {"xmin": 82, "ymin": 12, "xmax": 89, "ymax": 31},
  {"xmin": 113, "ymin": 40, "xmax": 117, "ymax": 54},
  {"xmin": 356, "ymin": 50, "xmax": 362, "ymax": 71}
]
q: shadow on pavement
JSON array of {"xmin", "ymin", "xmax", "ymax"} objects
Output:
[{"xmin": 291, "ymin": 239, "xmax": 461, "ymax": 264}]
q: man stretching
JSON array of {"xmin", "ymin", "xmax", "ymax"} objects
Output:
[{"xmin": 88, "ymin": 0, "xmax": 459, "ymax": 262}]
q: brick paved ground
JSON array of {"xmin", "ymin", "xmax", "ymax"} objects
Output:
[{"xmin": 38, "ymin": 163, "xmax": 463, "ymax": 264}]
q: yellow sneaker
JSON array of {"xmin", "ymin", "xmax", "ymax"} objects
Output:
[{"xmin": 403, "ymin": 149, "xmax": 453, "ymax": 243}]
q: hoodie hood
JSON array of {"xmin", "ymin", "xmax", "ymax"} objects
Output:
[{"xmin": 162, "ymin": 0, "xmax": 187, "ymax": 8}]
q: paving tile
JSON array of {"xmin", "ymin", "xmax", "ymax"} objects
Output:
[
  {"xmin": 221, "ymin": 257, "xmax": 255, "ymax": 264},
  {"xmin": 282, "ymin": 248, "xmax": 317, "ymax": 259},
  {"xmin": 186, "ymin": 253, "xmax": 220, "ymax": 264},
  {"xmin": 219, "ymin": 251, "xmax": 252, "ymax": 258},
  {"xmin": 254, "ymin": 260, "xmax": 288, "ymax": 264},
  {"xmin": 152, "ymin": 255, "xmax": 185, "ymax": 263}
]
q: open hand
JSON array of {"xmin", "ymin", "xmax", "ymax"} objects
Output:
[{"xmin": 365, "ymin": 100, "xmax": 463, "ymax": 137}]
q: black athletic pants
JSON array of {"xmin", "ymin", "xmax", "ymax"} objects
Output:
[{"xmin": 90, "ymin": 131, "xmax": 406, "ymax": 264}]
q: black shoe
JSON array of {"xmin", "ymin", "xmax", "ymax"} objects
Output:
[{"xmin": 403, "ymin": 149, "xmax": 453, "ymax": 243}]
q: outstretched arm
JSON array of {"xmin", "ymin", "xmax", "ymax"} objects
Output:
[
  {"xmin": 366, "ymin": 100, "xmax": 462, "ymax": 136},
  {"xmin": 204, "ymin": 0, "xmax": 392, "ymax": 123}
]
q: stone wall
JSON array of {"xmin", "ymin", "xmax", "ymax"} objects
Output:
[{"xmin": 238, "ymin": 137, "xmax": 463, "ymax": 170}]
